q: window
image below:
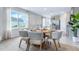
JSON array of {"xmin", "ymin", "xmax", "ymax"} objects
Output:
[
  {"xmin": 11, "ymin": 10, "xmax": 18, "ymax": 29},
  {"xmin": 18, "ymin": 13, "xmax": 28, "ymax": 29},
  {"xmin": 11, "ymin": 10, "xmax": 28, "ymax": 29},
  {"xmin": 42, "ymin": 17, "xmax": 51, "ymax": 29}
]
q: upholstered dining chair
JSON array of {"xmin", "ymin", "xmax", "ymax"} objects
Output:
[
  {"xmin": 19, "ymin": 30, "xmax": 30, "ymax": 51},
  {"xmin": 52, "ymin": 30, "xmax": 62, "ymax": 50},
  {"xmin": 28, "ymin": 31, "xmax": 44, "ymax": 50}
]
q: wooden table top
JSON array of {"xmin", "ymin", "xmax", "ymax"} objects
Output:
[{"xmin": 32, "ymin": 29, "xmax": 55, "ymax": 33}]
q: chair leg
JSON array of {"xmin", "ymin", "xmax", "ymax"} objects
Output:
[
  {"xmin": 58, "ymin": 40, "xmax": 61, "ymax": 48},
  {"xmin": 48, "ymin": 41, "xmax": 51, "ymax": 48},
  {"xmin": 40, "ymin": 44, "xmax": 42, "ymax": 51},
  {"xmin": 19, "ymin": 39, "xmax": 22, "ymax": 48},
  {"xmin": 53, "ymin": 39, "xmax": 58, "ymax": 51},
  {"xmin": 26, "ymin": 39, "xmax": 30, "ymax": 51}
]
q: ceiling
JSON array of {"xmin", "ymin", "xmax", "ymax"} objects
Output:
[{"xmin": 21, "ymin": 7, "xmax": 71, "ymax": 18}]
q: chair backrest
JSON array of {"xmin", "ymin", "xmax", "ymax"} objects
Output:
[
  {"xmin": 28, "ymin": 31, "xmax": 43, "ymax": 40},
  {"xmin": 19, "ymin": 31, "xmax": 28, "ymax": 37},
  {"xmin": 52, "ymin": 31, "xmax": 62, "ymax": 40}
]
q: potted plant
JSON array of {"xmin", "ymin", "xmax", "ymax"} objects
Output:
[{"xmin": 69, "ymin": 12, "xmax": 79, "ymax": 42}]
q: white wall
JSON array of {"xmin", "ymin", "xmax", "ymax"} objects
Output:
[
  {"xmin": 0, "ymin": 8, "xmax": 3, "ymax": 41},
  {"xmin": 60, "ymin": 12, "xmax": 70, "ymax": 35},
  {"xmin": 28, "ymin": 12, "xmax": 42, "ymax": 29},
  {"xmin": 0, "ymin": 8, "xmax": 7, "ymax": 41}
]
